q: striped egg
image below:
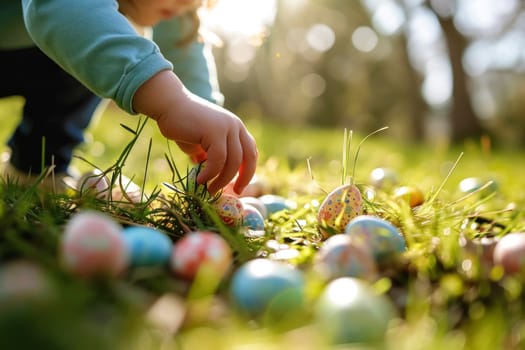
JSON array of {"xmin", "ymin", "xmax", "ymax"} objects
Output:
[
  {"xmin": 171, "ymin": 231, "xmax": 232, "ymax": 280},
  {"xmin": 60, "ymin": 210, "xmax": 128, "ymax": 277},
  {"xmin": 317, "ymin": 184, "xmax": 363, "ymax": 238}
]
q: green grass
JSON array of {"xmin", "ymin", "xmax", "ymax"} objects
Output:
[{"xmin": 1, "ymin": 98, "xmax": 525, "ymax": 349}]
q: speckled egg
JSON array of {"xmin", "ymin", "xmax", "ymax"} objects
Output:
[
  {"xmin": 122, "ymin": 226, "xmax": 173, "ymax": 267},
  {"xmin": 369, "ymin": 167, "xmax": 398, "ymax": 189},
  {"xmin": 393, "ymin": 186, "xmax": 425, "ymax": 208},
  {"xmin": 314, "ymin": 234, "xmax": 378, "ymax": 281},
  {"xmin": 171, "ymin": 231, "xmax": 232, "ymax": 280},
  {"xmin": 493, "ymin": 232, "xmax": 525, "ymax": 274},
  {"xmin": 77, "ymin": 169, "xmax": 110, "ymax": 198},
  {"xmin": 60, "ymin": 210, "xmax": 128, "ymax": 277},
  {"xmin": 314, "ymin": 277, "xmax": 396, "ymax": 345},
  {"xmin": 242, "ymin": 204, "xmax": 265, "ymax": 231},
  {"xmin": 212, "ymin": 194, "xmax": 244, "ymax": 227},
  {"xmin": 230, "ymin": 259, "xmax": 305, "ymax": 320},
  {"xmin": 345, "ymin": 215, "xmax": 406, "ymax": 265},
  {"xmin": 240, "ymin": 196, "xmax": 268, "ymax": 218},
  {"xmin": 258, "ymin": 194, "xmax": 294, "ymax": 217},
  {"xmin": 317, "ymin": 184, "xmax": 363, "ymax": 238}
]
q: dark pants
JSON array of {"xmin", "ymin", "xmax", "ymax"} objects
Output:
[{"xmin": 0, "ymin": 46, "xmax": 101, "ymax": 174}]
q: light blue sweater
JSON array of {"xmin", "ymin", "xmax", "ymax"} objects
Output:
[{"xmin": 1, "ymin": 0, "xmax": 223, "ymax": 113}]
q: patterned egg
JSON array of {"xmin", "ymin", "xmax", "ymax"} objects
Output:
[
  {"xmin": 493, "ymin": 232, "xmax": 525, "ymax": 274},
  {"xmin": 314, "ymin": 234, "xmax": 378, "ymax": 281},
  {"xmin": 77, "ymin": 169, "xmax": 110, "ymax": 199},
  {"xmin": 242, "ymin": 204, "xmax": 265, "ymax": 231},
  {"xmin": 369, "ymin": 167, "xmax": 398, "ymax": 189},
  {"xmin": 393, "ymin": 186, "xmax": 424, "ymax": 208},
  {"xmin": 123, "ymin": 226, "xmax": 173, "ymax": 267},
  {"xmin": 230, "ymin": 259, "xmax": 305, "ymax": 321},
  {"xmin": 240, "ymin": 196, "xmax": 268, "ymax": 218},
  {"xmin": 171, "ymin": 231, "xmax": 232, "ymax": 280},
  {"xmin": 212, "ymin": 194, "xmax": 244, "ymax": 227},
  {"xmin": 345, "ymin": 215, "xmax": 406, "ymax": 265},
  {"xmin": 60, "ymin": 210, "xmax": 128, "ymax": 277},
  {"xmin": 258, "ymin": 194, "xmax": 294, "ymax": 217},
  {"xmin": 317, "ymin": 184, "xmax": 363, "ymax": 238},
  {"xmin": 314, "ymin": 277, "xmax": 396, "ymax": 345}
]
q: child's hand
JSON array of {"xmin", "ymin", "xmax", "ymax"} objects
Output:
[{"xmin": 132, "ymin": 70, "xmax": 258, "ymax": 195}]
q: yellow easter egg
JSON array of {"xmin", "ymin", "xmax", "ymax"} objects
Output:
[
  {"xmin": 212, "ymin": 194, "xmax": 244, "ymax": 227},
  {"xmin": 317, "ymin": 184, "xmax": 363, "ymax": 238}
]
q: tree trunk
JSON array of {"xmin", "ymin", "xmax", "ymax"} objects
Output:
[{"xmin": 438, "ymin": 16, "xmax": 484, "ymax": 142}]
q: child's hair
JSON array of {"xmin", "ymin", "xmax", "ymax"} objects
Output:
[{"xmin": 176, "ymin": 0, "xmax": 218, "ymax": 47}]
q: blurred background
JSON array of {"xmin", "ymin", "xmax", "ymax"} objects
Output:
[{"xmin": 203, "ymin": 0, "xmax": 525, "ymax": 148}]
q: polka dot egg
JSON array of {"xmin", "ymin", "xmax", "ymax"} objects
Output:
[
  {"xmin": 212, "ymin": 194, "xmax": 244, "ymax": 227},
  {"xmin": 171, "ymin": 231, "xmax": 232, "ymax": 280},
  {"xmin": 317, "ymin": 184, "xmax": 363, "ymax": 238}
]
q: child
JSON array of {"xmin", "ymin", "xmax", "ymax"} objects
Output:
[{"xmin": 0, "ymin": 0, "xmax": 257, "ymax": 195}]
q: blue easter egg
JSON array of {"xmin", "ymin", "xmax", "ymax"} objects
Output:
[
  {"xmin": 230, "ymin": 259, "xmax": 305, "ymax": 320},
  {"xmin": 344, "ymin": 215, "xmax": 406, "ymax": 264},
  {"xmin": 242, "ymin": 204, "xmax": 265, "ymax": 231},
  {"xmin": 122, "ymin": 226, "xmax": 173, "ymax": 267},
  {"xmin": 258, "ymin": 195, "xmax": 293, "ymax": 217},
  {"xmin": 315, "ymin": 234, "xmax": 378, "ymax": 281},
  {"xmin": 315, "ymin": 277, "xmax": 396, "ymax": 345}
]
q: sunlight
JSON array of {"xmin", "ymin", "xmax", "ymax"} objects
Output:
[{"xmin": 203, "ymin": 0, "xmax": 277, "ymax": 41}]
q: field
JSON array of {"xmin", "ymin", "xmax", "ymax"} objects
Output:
[{"xmin": 1, "ymin": 97, "xmax": 525, "ymax": 350}]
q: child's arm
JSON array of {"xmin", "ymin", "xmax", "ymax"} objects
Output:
[
  {"xmin": 132, "ymin": 70, "xmax": 257, "ymax": 195},
  {"xmin": 153, "ymin": 17, "xmax": 224, "ymax": 106}
]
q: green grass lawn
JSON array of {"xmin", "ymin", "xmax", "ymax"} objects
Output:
[{"xmin": 1, "ymin": 97, "xmax": 525, "ymax": 349}]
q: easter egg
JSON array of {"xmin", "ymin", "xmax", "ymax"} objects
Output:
[
  {"xmin": 171, "ymin": 231, "xmax": 232, "ymax": 280},
  {"xmin": 0, "ymin": 260, "xmax": 54, "ymax": 301},
  {"xmin": 122, "ymin": 226, "xmax": 173, "ymax": 267},
  {"xmin": 345, "ymin": 215, "xmax": 406, "ymax": 265},
  {"xmin": 212, "ymin": 194, "xmax": 244, "ymax": 227},
  {"xmin": 240, "ymin": 196, "xmax": 268, "ymax": 218},
  {"xmin": 458, "ymin": 177, "xmax": 498, "ymax": 196},
  {"xmin": 224, "ymin": 175, "xmax": 268, "ymax": 198},
  {"xmin": 258, "ymin": 194, "xmax": 294, "ymax": 217},
  {"xmin": 77, "ymin": 169, "xmax": 110, "ymax": 198},
  {"xmin": 242, "ymin": 204, "xmax": 265, "ymax": 231},
  {"xmin": 314, "ymin": 234, "xmax": 377, "ymax": 281},
  {"xmin": 314, "ymin": 277, "xmax": 396, "ymax": 345},
  {"xmin": 493, "ymin": 232, "xmax": 525, "ymax": 274},
  {"xmin": 393, "ymin": 186, "xmax": 424, "ymax": 208},
  {"xmin": 317, "ymin": 184, "xmax": 363, "ymax": 238},
  {"xmin": 60, "ymin": 210, "xmax": 128, "ymax": 277},
  {"xmin": 111, "ymin": 174, "xmax": 145, "ymax": 204},
  {"xmin": 369, "ymin": 167, "xmax": 398, "ymax": 189},
  {"xmin": 230, "ymin": 259, "xmax": 305, "ymax": 321}
]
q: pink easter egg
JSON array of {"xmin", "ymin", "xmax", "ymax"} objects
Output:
[
  {"xmin": 61, "ymin": 210, "xmax": 128, "ymax": 277},
  {"xmin": 317, "ymin": 184, "xmax": 363, "ymax": 238},
  {"xmin": 212, "ymin": 194, "xmax": 244, "ymax": 227},
  {"xmin": 171, "ymin": 231, "xmax": 232, "ymax": 280},
  {"xmin": 77, "ymin": 169, "xmax": 110, "ymax": 199},
  {"xmin": 493, "ymin": 232, "xmax": 525, "ymax": 274}
]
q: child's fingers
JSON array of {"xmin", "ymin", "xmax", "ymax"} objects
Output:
[
  {"xmin": 207, "ymin": 135, "xmax": 243, "ymax": 194},
  {"xmin": 233, "ymin": 132, "xmax": 258, "ymax": 194}
]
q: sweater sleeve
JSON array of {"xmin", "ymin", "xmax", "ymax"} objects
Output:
[
  {"xmin": 153, "ymin": 17, "xmax": 224, "ymax": 106},
  {"xmin": 21, "ymin": 0, "xmax": 173, "ymax": 114}
]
